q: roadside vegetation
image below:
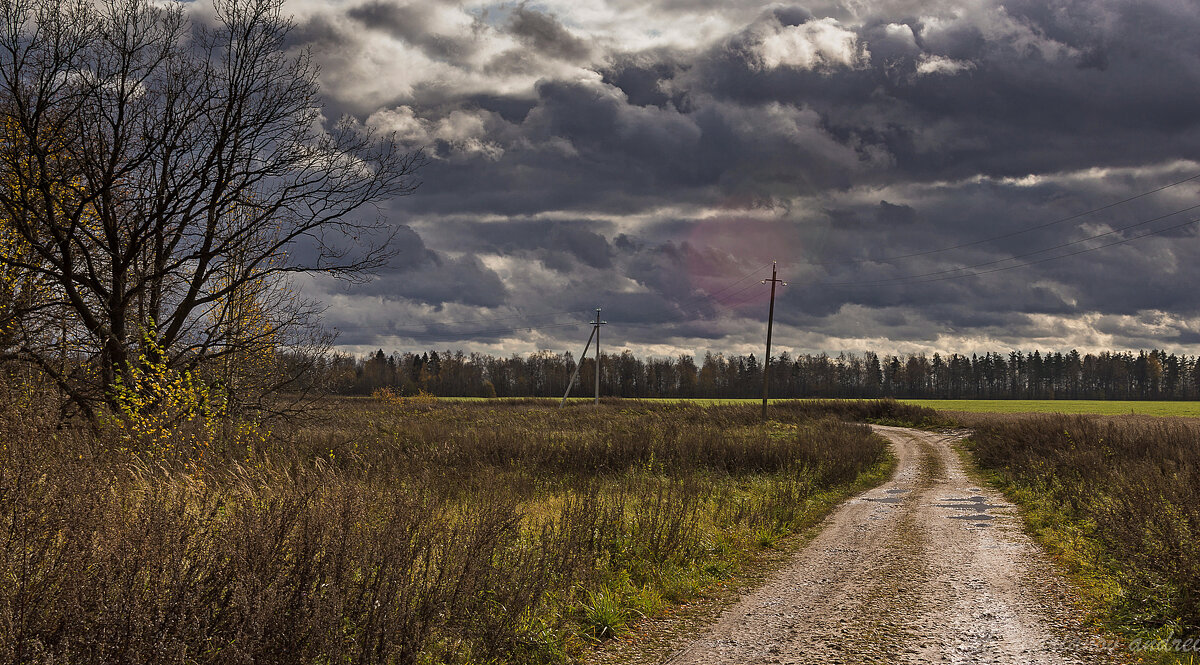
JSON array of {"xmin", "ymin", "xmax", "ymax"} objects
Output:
[
  {"xmin": 0, "ymin": 387, "xmax": 898, "ymax": 665},
  {"xmin": 962, "ymin": 413, "xmax": 1200, "ymax": 662},
  {"xmin": 905, "ymin": 399, "xmax": 1200, "ymax": 417}
]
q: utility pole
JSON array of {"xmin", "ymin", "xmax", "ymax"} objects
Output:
[
  {"xmin": 761, "ymin": 262, "xmax": 787, "ymax": 420},
  {"xmin": 559, "ymin": 307, "xmax": 606, "ymax": 408},
  {"xmin": 593, "ymin": 308, "xmax": 606, "ymax": 406}
]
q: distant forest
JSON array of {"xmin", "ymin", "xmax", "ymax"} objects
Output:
[{"xmin": 323, "ymin": 348, "xmax": 1200, "ymax": 401}]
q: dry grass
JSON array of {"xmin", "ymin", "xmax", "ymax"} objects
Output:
[
  {"xmin": 0, "ymin": 389, "xmax": 890, "ymax": 664},
  {"xmin": 964, "ymin": 413, "xmax": 1200, "ymax": 648}
]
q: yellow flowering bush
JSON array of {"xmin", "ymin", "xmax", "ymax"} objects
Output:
[{"xmin": 372, "ymin": 386, "xmax": 439, "ymax": 407}]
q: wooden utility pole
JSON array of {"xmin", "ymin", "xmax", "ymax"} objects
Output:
[
  {"xmin": 761, "ymin": 262, "xmax": 786, "ymax": 420},
  {"xmin": 593, "ymin": 308, "xmax": 606, "ymax": 406}
]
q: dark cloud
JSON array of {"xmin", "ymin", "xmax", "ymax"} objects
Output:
[
  {"xmin": 461, "ymin": 94, "xmax": 538, "ymax": 124},
  {"xmin": 282, "ymin": 14, "xmax": 346, "ymax": 51},
  {"xmin": 875, "ymin": 201, "xmax": 917, "ymax": 227},
  {"xmin": 600, "ymin": 52, "xmax": 683, "ymax": 107},
  {"xmin": 344, "ymin": 226, "xmax": 508, "ymax": 310},
  {"xmin": 388, "ymin": 225, "xmax": 439, "ymax": 268},
  {"xmin": 277, "ymin": 0, "xmax": 1200, "ymax": 355},
  {"xmin": 420, "ymin": 219, "xmax": 616, "ymax": 271},
  {"xmin": 347, "ymin": 1, "xmax": 474, "ymax": 62},
  {"xmin": 508, "ymin": 6, "xmax": 592, "ymax": 61},
  {"xmin": 345, "ymin": 255, "xmax": 507, "ymax": 314},
  {"xmin": 773, "ymin": 6, "xmax": 815, "ymax": 26}
]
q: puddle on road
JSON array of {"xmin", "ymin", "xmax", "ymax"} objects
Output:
[
  {"xmin": 940, "ymin": 495, "xmax": 1002, "ymax": 525},
  {"xmin": 865, "ymin": 488, "xmax": 911, "ymax": 504},
  {"xmin": 936, "ymin": 502, "xmax": 1003, "ymax": 511}
]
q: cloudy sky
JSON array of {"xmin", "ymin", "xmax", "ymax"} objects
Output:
[{"xmin": 282, "ymin": 0, "xmax": 1200, "ymax": 358}]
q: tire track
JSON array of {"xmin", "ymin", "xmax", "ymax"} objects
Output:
[{"xmin": 664, "ymin": 426, "xmax": 1123, "ymax": 664}]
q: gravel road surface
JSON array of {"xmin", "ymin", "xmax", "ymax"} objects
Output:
[{"xmin": 664, "ymin": 426, "xmax": 1123, "ymax": 665}]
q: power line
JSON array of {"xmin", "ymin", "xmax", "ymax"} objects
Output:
[
  {"xmin": 895, "ymin": 215, "xmax": 1200, "ymax": 286},
  {"xmin": 626, "ymin": 202, "xmax": 1200, "ymax": 325},
  {"xmin": 761, "ymin": 261, "xmax": 786, "ymax": 420},
  {"xmin": 679, "ymin": 261, "xmax": 773, "ymax": 306},
  {"xmin": 819, "ymin": 200, "xmax": 1200, "ymax": 287},
  {"xmin": 338, "ymin": 321, "xmax": 585, "ymax": 341},
  {"xmin": 365, "ymin": 261, "xmax": 774, "ymax": 341},
  {"xmin": 707, "ymin": 281, "xmax": 773, "ymax": 312},
  {"xmin": 365, "ymin": 214, "xmax": 1199, "ymax": 343},
  {"xmin": 618, "ymin": 276, "xmax": 781, "ymax": 332},
  {"xmin": 616, "ymin": 279, "xmax": 770, "ymax": 331},
  {"xmin": 796, "ymin": 170, "xmax": 1200, "ymax": 269},
  {"xmin": 335, "ymin": 260, "xmax": 773, "ymax": 341},
  {"xmin": 354, "ymin": 307, "xmax": 582, "ymax": 330}
]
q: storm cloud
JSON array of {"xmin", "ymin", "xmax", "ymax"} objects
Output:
[{"xmin": 270, "ymin": 0, "xmax": 1200, "ymax": 357}]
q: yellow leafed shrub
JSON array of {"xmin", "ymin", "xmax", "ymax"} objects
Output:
[
  {"xmin": 372, "ymin": 386, "xmax": 439, "ymax": 407},
  {"xmin": 107, "ymin": 328, "xmax": 268, "ymax": 464}
]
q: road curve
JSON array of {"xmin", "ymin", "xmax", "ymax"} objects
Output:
[{"xmin": 664, "ymin": 426, "xmax": 1123, "ymax": 665}]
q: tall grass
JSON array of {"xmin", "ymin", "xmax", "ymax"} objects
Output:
[
  {"xmin": 966, "ymin": 415, "xmax": 1200, "ymax": 641},
  {"xmin": 0, "ymin": 391, "xmax": 889, "ymax": 664},
  {"xmin": 767, "ymin": 398, "xmax": 944, "ymax": 428}
]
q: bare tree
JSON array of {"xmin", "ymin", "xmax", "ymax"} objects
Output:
[{"xmin": 0, "ymin": 0, "xmax": 423, "ymax": 420}]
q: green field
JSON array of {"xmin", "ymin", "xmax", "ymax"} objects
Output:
[
  {"xmin": 900, "ymin": 399, "xmax": 1200, "ymax": 417},
  {"xmin": 440, "ymin": 396, "xmax": 1200, "ymax": 417},
  {"xmin": 620, "ymin": 397, "xmax": 1200, "ymax": 417}
]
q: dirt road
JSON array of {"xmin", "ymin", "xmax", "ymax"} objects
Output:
[{"xmin": 665, "ymin": 426, "xmax": 1122, "ymax": 664}]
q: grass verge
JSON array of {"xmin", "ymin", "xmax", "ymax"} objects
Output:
[
  {"xmin": 902, "ymin": 399, "xmax": 1200, "ymax": 418},
  {"xmin": 584, "ymin": 445, "xmax": 897, "ymax": 665},
  {"xmin": 958, "ymin": 414, "xmax": 1200, "ymax": 664}
]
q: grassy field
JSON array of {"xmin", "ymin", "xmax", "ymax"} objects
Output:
[
  {"xmin": 444, "ymin": 396, "xmax": 1200, "ymax": 417},
  {"xmin": 8, "ymin": 384, "xmax": 1196, "ymax": 662},
  {"xmin": 0, "ymin": 392, "xmax": 921, "ymax": 665}
]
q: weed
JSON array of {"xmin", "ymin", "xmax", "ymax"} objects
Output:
[{"xmin": 579, "ymin": 588, "xmax": 628, "ymax": 641}]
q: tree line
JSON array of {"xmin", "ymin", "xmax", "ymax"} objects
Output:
[{"xmin": 325, "ymin": 348, "xmax": 1200, "ymax": 401}]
